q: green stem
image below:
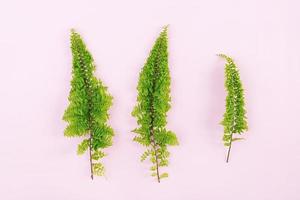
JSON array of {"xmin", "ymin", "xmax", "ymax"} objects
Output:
[
  {"xmin": 226, "ymin": 133, "xmax": 233, "ymax": 163},
  {"xmin": 148, "ymin": 38, "xmax": 163, "ymax": 183},
  {"xmin": 78, "ymin": 53, "xmax": 94, "ymax": 179},
  {"xmin": 150, "ymin": 127, "xmax": 161, "ymax": 183},
  {"xmin": 89, "ymin": 135, "xmax": 94, "ymax": 180},
  {"xmin": 149, "ymin": 79, "xmax": 160, "ymax": 183}
]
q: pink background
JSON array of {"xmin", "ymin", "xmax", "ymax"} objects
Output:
[{"xmin": 0, "ymin": 0, "xmax": 299, "ymax": 199}]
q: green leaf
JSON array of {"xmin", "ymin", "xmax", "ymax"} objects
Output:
[
  {"xmin": 154, "ymin": 129, "xmax": 178, "ymax": 146},
  {"xmin": 77, "ymin": 139, "xmax": 89, "ymax": 155},
  {"xmin": 151, "ymin": 172, "xmax": 157, "ymax": 177},
  {"xmin": 141, "ymin": 149, "xmax": 151, "ymax": 162},
  {"xmin": 160, "ymin": 173, "xmax": 168, "ymax": 179},
  {"xmin": 159, "ymin": 159, "xmax": 169, "ymax": 167},
  {"xmin": 92, "ymin": 150, "xmax": 106, "ymax": 160},
  {"xmin": 150, "ymin": 156, "xmax": 156, "ymax": 164},
  {"xmin": 232, "ymin": 137, "xmax": 244, "ymax": 142},
  {"xmin": 134, "ymin": 136, "xmax": 149, "ymax": 146},
  {"xmin": 93, "ymin": 163, "xmax": 105, "ymax": 176},
  {"xmin": 150, "ymin": 165, "xmax": 157, "ymax": 171}
]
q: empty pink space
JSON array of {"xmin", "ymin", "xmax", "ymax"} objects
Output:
[{"xmin": 0, "ymin": 0, "xmax": 299, "ymax": 199}]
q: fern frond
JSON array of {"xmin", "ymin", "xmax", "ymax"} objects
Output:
[
  {"xmin": 218, "ymin": 54, "xmax": 248, "ymax": 162},
  {"xmin": 132, "ymin": 26, "xmax": 178, "ymax": 182},
  {"xmin": 63, "ymin": 30, "xmax": 114, "ymax": 179}
]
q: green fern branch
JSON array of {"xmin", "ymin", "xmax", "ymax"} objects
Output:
[
  {"xmin": 63, "ymin": 30, "xmax": 114, "ymax": 179},
  {"xmin": 132, "ymin": 26, "xmax": 178, "ymax": 182},
  {"xmin": 218, "ymin": 54, "xmax": 248, "ymax": 162}
]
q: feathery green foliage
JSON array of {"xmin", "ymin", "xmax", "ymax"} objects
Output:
[
  {"xmin": 132, "ymin": 26, "xmax": 178, "ymax": 183},
  {"xmin": 218, "ymin": 54, "xmax": 248, "ymax": 162},
  {"xmin": 63, "ymin": 30, "xmax": 114, "ymax": 179}
]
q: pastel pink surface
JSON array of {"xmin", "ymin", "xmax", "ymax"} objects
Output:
[{"xmin": 0, "ymin": 0, "xmax": 299, "ymax": 199}]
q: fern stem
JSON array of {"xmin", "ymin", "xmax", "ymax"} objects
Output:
[
  {"xmin": 148, "ymin": 40, "xmax": 162, "ymax": 183},
  {"xmin": 149, "ymin": 82, "xmax": 160, "ymax": 182},
  {"xmin": 78, "ymin": 52, "xmax": 94, "ymax": 179},
  {"xmin": 89, "ymin": 136, "xmax": 94, "ymax": 180},
  {"xmin": 226, "ymin": 133, "xmax": 233, "ymax": 163},
  {"xmin": 150, "ymin": 128, "xmax": 161, "ymax": 183}
]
